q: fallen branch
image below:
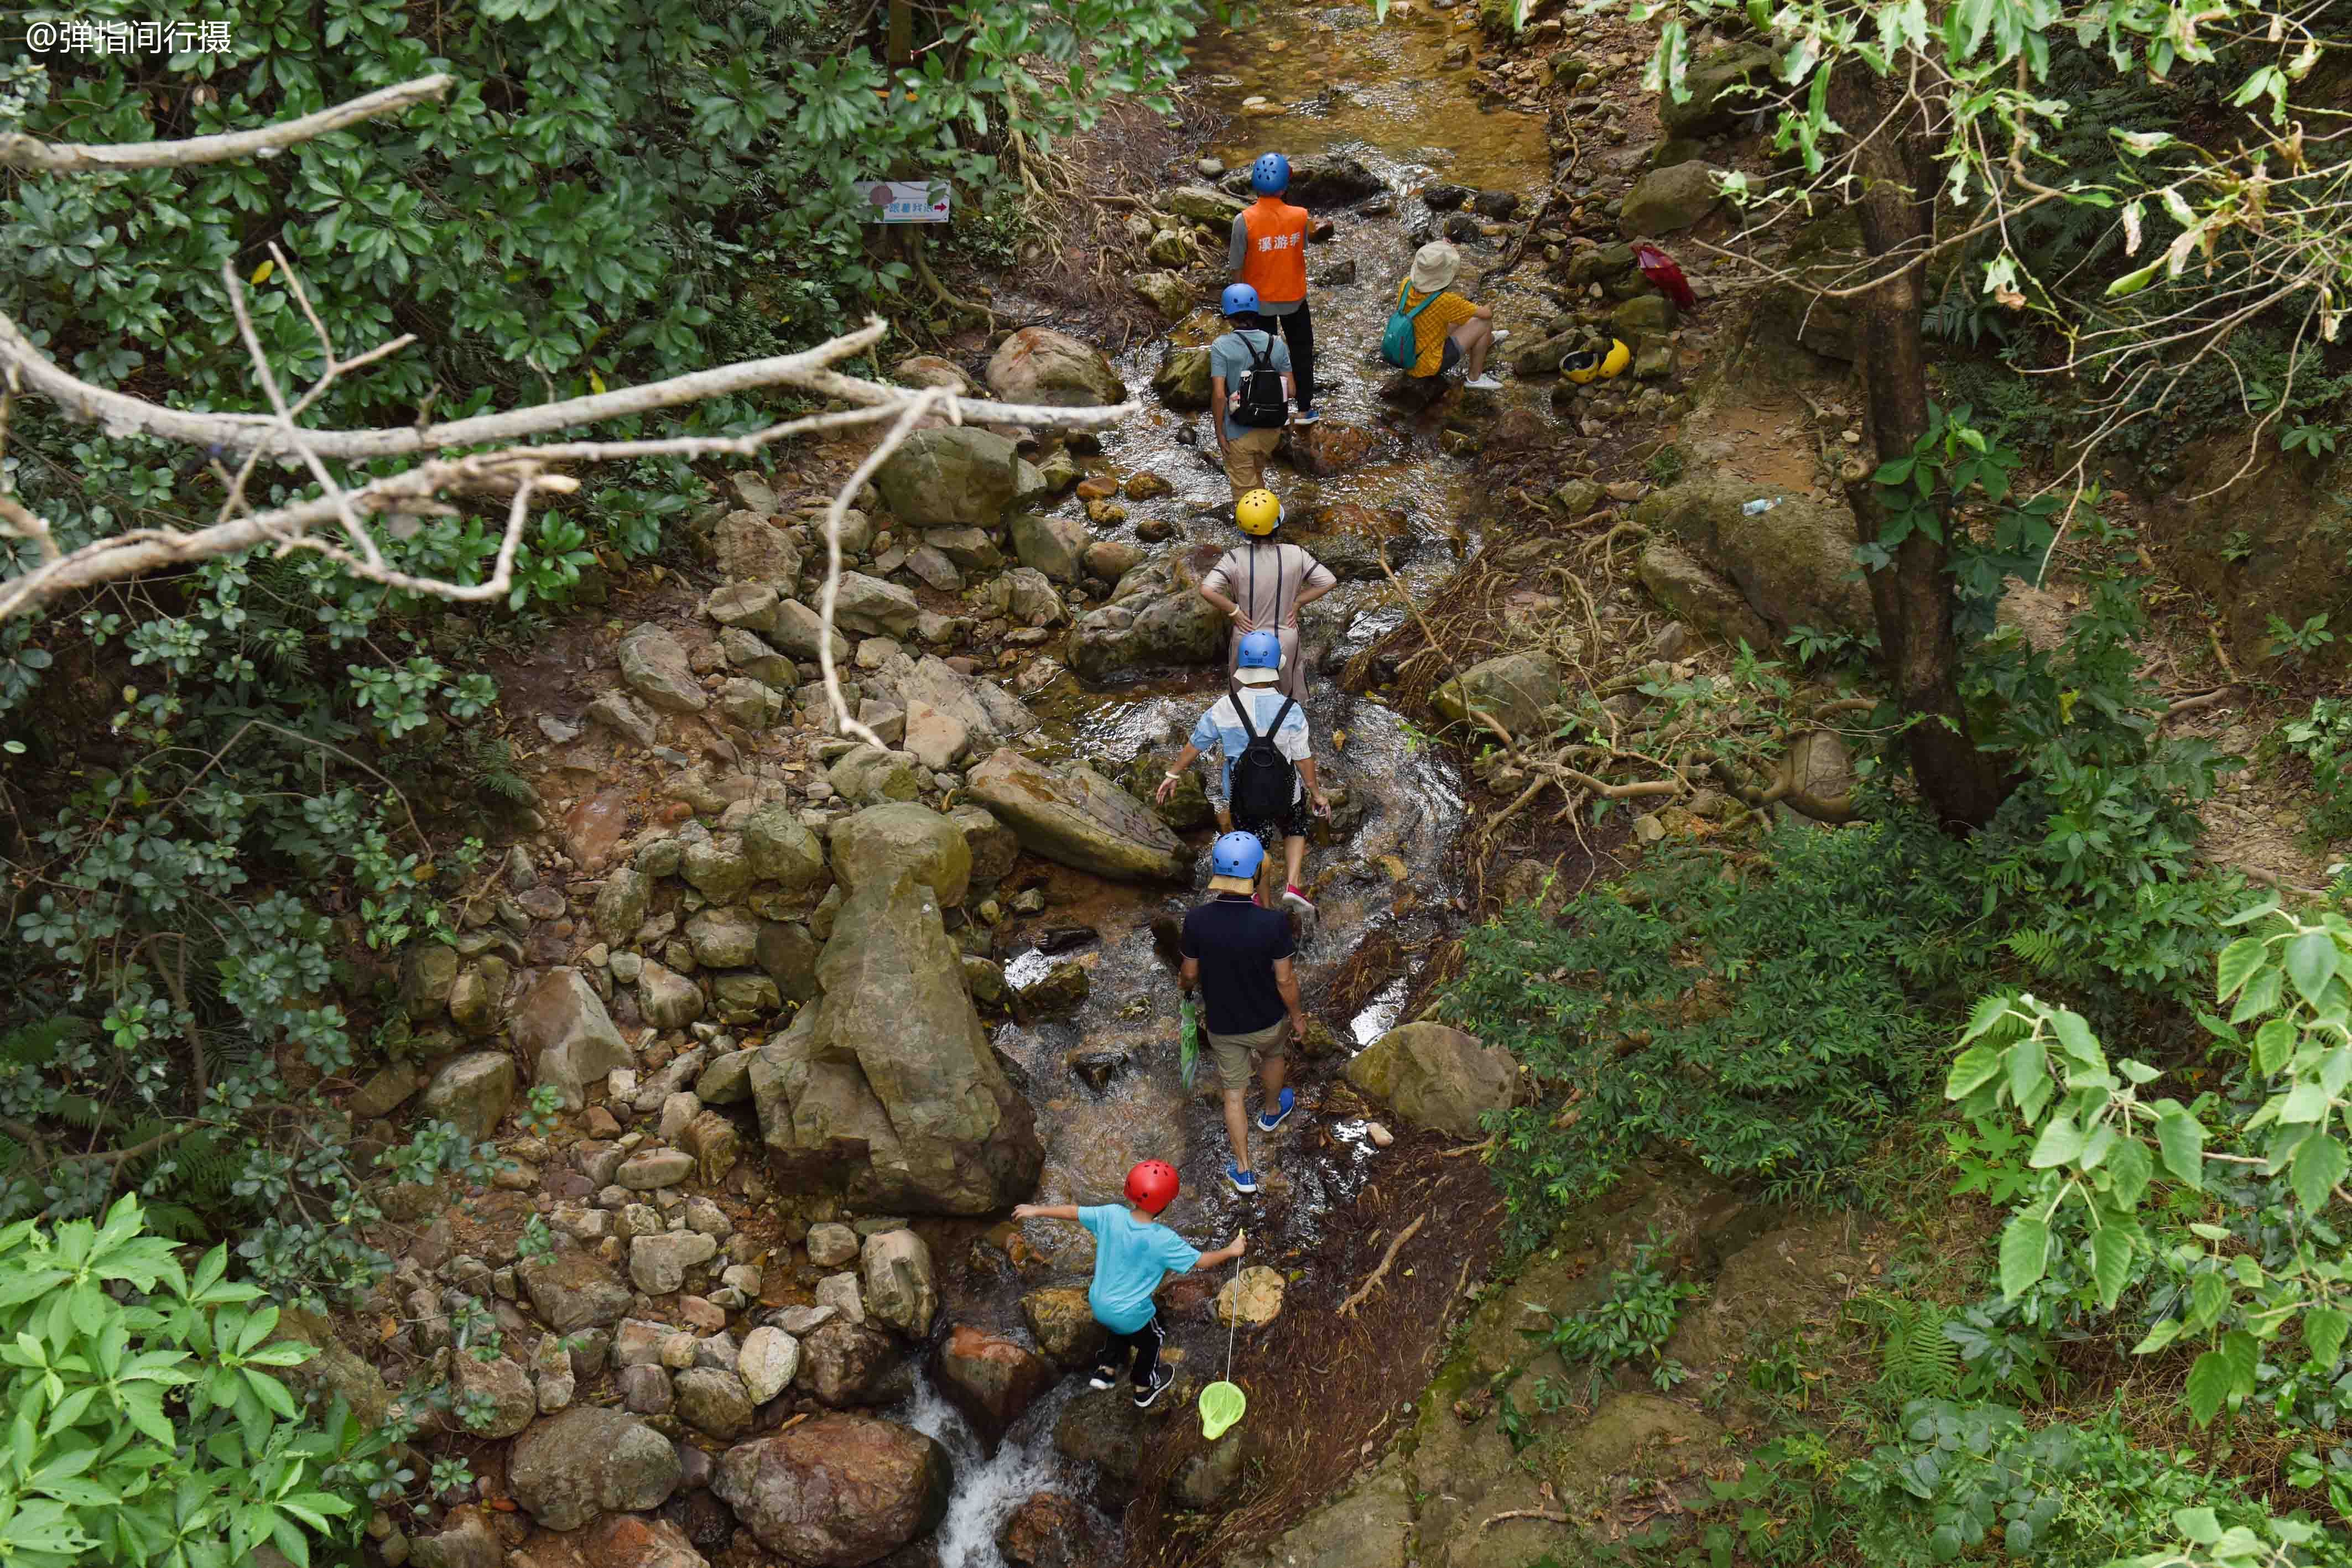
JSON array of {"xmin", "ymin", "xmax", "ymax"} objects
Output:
[
  {"xmin": 1336, "ymin": 1213, "xmax": 1425, "ymax": 1319},
  {"xmin": 2162, "ymin": 684, "xmax": 2246, "ymax": 720},
  {"xmin": 1474, "ymin": 1507, "xmax": 1572, "ymax": 1538},
  {"xmin": 0, "ymin": 75, "xmax": 455, "ymax": 173}
]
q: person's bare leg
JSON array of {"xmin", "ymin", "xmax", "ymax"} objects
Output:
[
  {"xmin": 1260, "ymin": 1049, "xmax": 1288, "ymax": 1120},
  {"xmin": 1222, "ymin": 1087, "xmax": 1253, "ymax": 1174},
  {"xmin": 1284, "ymin": 834, "xmax": 1305, "ymax": 889},
  {"xmin": 1461, "ymin": 319, "xmax": 1495, "ymax": 377}
]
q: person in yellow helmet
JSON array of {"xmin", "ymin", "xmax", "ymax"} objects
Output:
[{"xmin": 1195, "ymin": 491, "xmax": 1335, "ymax": 702}]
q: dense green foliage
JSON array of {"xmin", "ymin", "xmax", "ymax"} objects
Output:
[
  {"xmin": 1442, "ymin": 816, "xmax": 1987, "ymax": 1234},
  {"xmin": 1667, "ymin": 1402, "xmax": 2352, "ymax": 1568},
  {"xmin": 2278, "ymin": 699, "xmax": 2352, "ymax": 850},
  {"xmin": 1953, "ymin": 907, "xmax": 2352, "ymax": 1458},
  {"xmin": 0, "ymin": 1196, "xmax": 356, "ymax": 1566},
  {"xmin": 0, "ymin": 0, "xmax": 1204, "ymax": 1286}
]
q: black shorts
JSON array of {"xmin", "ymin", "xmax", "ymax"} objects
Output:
[
  {"xmin": 1439, "ymin": 337, "xmax": 1463, "ymax": 373},
  {"xmin": 1237, "ymin": 795, "xmax": 1312, "ymax": 850}
]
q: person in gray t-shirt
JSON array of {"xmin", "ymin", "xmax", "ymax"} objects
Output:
[{"xmin": 1208, "ymin": 284, "xmax": 1294, "ymax": 502}]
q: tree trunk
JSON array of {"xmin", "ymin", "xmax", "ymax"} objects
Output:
[
  {"xmin": 887, "ymin": 0, "xmax": 913, "ymax": 65},
  {"xmin": 1830, "ymin": 68, "xmax": 2009, "ymax": 831}
]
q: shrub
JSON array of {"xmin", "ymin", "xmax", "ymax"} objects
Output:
[
  {"xmin": 1439, "ymin": 815, "xmax": 1990, "ymax": 1241},
  {"xmin": 0, "ymin": 1195, "xmax": 358, "ymax": 1566}
]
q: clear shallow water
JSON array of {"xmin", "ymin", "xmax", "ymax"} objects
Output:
[{"xmin": 900, "ymin": 1375, "xmax": 1092, "ymax": 1568}]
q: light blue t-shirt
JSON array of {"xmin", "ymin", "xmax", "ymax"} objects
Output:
[
  {"xmin": 1190, "ymin": 689, "xmax": 1312, "ymax": 801},
  {"xmin": 1080, "ymin": 1205, "xmax": 1201, "ymax": 1332},
  {"xmin": 1210, "ymin": 329, "xmax": 1292, "ymax": 441}
]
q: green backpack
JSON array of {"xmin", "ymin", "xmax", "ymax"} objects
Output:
[{"xmin": 1380, "ymin": 280, "xmax": 1438, "ymax": 369}]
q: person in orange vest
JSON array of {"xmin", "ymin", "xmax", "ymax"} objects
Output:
[{"xmin": 1227, "ymin": 152, "xmax": 1320, "ymax": 425}]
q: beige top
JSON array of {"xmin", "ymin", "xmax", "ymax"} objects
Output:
[{"xmin": 1203, "ymin": 541, "xmax": 1336, "ymax": 628}]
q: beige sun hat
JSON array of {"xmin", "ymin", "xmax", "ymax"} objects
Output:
[{"xmin": 1408, "ymin": 240, "xmax": 1461, "ymax": 295}]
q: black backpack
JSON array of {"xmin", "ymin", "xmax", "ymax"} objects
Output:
[
  {"xmin": 1232, "ymin": 332, "xmax": 1289, "ymax": 429},
  {"xmin": 1228, "ymin": 690, "xmax": 1298, "ymax": 824}
]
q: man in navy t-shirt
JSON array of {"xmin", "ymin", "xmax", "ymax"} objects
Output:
[{"xmin": 1179, "ymin": 831, "xmax": 1308, "ymax": 1196}]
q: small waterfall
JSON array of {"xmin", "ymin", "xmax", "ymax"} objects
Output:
[{"xmin": 901, "ymin": 1373, "xmax": 1084, "ymax": 1568}]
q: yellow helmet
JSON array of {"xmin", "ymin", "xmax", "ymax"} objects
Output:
[
  {"xmin": 1563, "ymin": 339, "xmax": 1632, "ymax": 386},
  {"xmin": 1235, "ymin": 488, "xmax": 1283, "ymax": 536}
]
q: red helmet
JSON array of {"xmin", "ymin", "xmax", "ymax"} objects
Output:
[{"xmin": 1125, "ymin": 1160, "xmax": 1179, "ymax": 1215}]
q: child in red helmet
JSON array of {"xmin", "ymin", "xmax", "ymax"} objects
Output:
[{"xmin": 1014, "ymin": 1161, "xmax": 1247, "ymax": 1408}]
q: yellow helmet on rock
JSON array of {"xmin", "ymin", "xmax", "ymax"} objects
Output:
[
  {"xmin": 1563, "ymin": 338, "xmax": 1633, "ymax": 386},
  {"xmin": 1236, "ymin": 489, "xmax": 1283, "ymax": 536}
]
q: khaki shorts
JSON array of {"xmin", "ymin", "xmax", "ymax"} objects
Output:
[
  {"xmin": 1209, "ymin": 1015, "xmax": 1289, "ymax": 1091},
  {"xmin": 1222, "ymin": 425, "xmax": 1282, "ymax": 501}
]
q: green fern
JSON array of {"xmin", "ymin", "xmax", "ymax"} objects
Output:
[
  {"xmin": 0, "ymin": 1018, "xmax": 82, "ymax": 1067},
  {"xmin": 1870, "ymin": 1298, "xmax": 1961, "ymax": 1397}
]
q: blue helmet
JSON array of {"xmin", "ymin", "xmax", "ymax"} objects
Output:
[
  {"xmin": 1236, "ymin": 629, "xmax": 1283, "ymax": 671},
  {"xmin": 1213, "ymin": 830, "xmax": 1267, "ymax": 878},
  {"xmin": 1251, "ymin": 153, "xmax": 1291, "ymax": 195},
  {"xmin": 1220, "ymin": 282, "xmax": 1261, "ymax": 317}
]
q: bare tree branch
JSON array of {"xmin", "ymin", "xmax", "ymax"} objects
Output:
[
  {"xmin": 0, "ymin": 75, "xmax": 456, "ymax": 174},
  {"xmin": 0, "ymin": 72, "xmax": 1140, "ymax": 762}
]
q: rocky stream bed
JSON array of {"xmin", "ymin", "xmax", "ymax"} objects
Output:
[{"xmin": 309, "ymin": 2, "xmax": 1915, "ymax": 1566}]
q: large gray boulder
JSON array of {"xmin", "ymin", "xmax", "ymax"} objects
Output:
[
  {"xmin": 869, "ymin": 653, "xmax": 1037, "ymax": 752},
  {"xmin": 508, "ymin": 968, "xmax": 631, "ymax": 1111},
  {"xmin": 832, "ymin": 572, "xmax": 921, "ymax": 638},
  {"xmin": 1631, "ymin": 473, "xmax": 1872, "ymax": 636},
  {"xmin": 1344, "ymin": 1023, "xmax": 1516, "ymax": 1140},
  {"xmin": 1008, "ymin": 510, "xmax": 1087, "ymax": 584},
  {"xmin": 769, "ymin": 599, "xmax": 852, "ymax": 664},
  {"xmin": 1430, "ymin": 652, "xmax": 1564, "ymax": 741},
  {"xmin": 751, "ymin": 871, "xmax": 1043, "ymax": 1213},
  {"xmin": 860, "ymin": 1228, "xmax": 938, "ymax": 1337},
  {"xmin": 713, "ymin": 510, "xmax": 803, "ymax": 586},
  {"xmin": 618, "ymin": 625, "xmax": 707, "ymax": 714},
  {"xmin": 713, "ymin": 1415, "xmax": 951, "ymax": 1567},
  {"xmin": 508, "ymin": 1405, "xmax": 682, "ymax": 1531},
  {"xmin": 985, "ymin": 327, "xmax": 1127, "ymax": 408},
  {"xmin": 418, "ymin": 1052, "xmax": 516, "ymax": 1142},
  {"xmin": 1620, "ymin": 160, "xmax": 1725, "ymax": 237},
  {"xmin": 1637, "ymin": 541, "xmax": 1774, "ymax": 649},
  {"xmin": 1151, "ymin": 345, "xmax": 1213, "ymax": 411},
  {"xmin": 742, "ymin": 800, "xmax": 828, "ymax": 889},
  {"xmin": 1068, "ymin": 556, "xmax": 1226, "ymax": 683},
  {"xmin": 830, "ymin": 803, "xmax": 973, "ymax": 908},
  {"xmin": 873, "ymin": 427, "xmax": 1021, "ymax": 530},
  {"xmin": 966, "ymin": 749, "xmax": 1187, "ymax": 882}
]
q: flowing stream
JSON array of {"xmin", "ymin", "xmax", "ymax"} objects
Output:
[{"xmin": 928, "ymin": 3, "xmax": 1568, "ymax": 1559}]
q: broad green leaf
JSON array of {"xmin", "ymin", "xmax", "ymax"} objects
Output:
[
  {"xmin": 2107, "ymin": 1138, "xmax": 2153, "ymax": 1207},
  {"xmin": 2028, "ymin": 1115, "xmax": 2084, "ymax": 1168},
  {"xmin": 1999, "ymin": 1212, "xmax": 2049, "ymax": 1300},
  {"xmin": 2049, "ymin": 1009, "xmax": 2100, "ymax": 1066},
  {"xmin": 2156, "ymin": 1111, "xmax": 2205, "ymax": 1189},
  {"xmin": 1959, "ymin": 992, "xmax": 2012, "ymax": 1045},
  {"xmin": 2285, "ymin": 931, "xmax": 2340, "ymax": 1008},
  {"xmin": 2174, "ymin": 1506, "xmax": 2222, "ymax": 1545},
  {"xmin": 2253, "ymin": 1017, "xmax": 2299, "ymax": 1076},
  {"xmin": 2290, "ymin": 1133, "xmax": 2346, "ymax": 1213},
  {"xmin": 2007, "ymin": 1035, "xmax": 2047, "ymax": 1103},
  {"xmin": 2132, "ymin": 1316, "xmax": 2183, "ymax": 1355},
  {"xmin": 2216, "ymin": 937, "xmax": 2267, "ymax": 1003},
  {"xmin": 2280, "ymin": 1082, "xmax": 2330, "ymax": 1124},
  {"xmin": 1946, "ymin": 1044, "xmax": 2002, "ymax": 1100},
  {"xmin": 2183, "ymin": 1348, "xmax": 2235, "ymax": 1424},
  {"xmin": 2220, "ymin": 894, "xmax": 2282, "ymax": 928},
  {"xmin": 2303, "ymin": 1305, "xmax": 2348, "ymax": 1367},
  {"xmin": 2090, "ymin": 1226, "xmax": 2134, "ymax": 1309}
]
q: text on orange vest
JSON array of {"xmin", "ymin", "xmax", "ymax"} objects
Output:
[{"xmin": 1240, "ymin": 197, "xmax": 1309, "ymax": 304}]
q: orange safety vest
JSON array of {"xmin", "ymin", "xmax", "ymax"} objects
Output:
[{"xmin": 1239, "ymin": 196, "xmax": 1309, "ymax": 305}]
